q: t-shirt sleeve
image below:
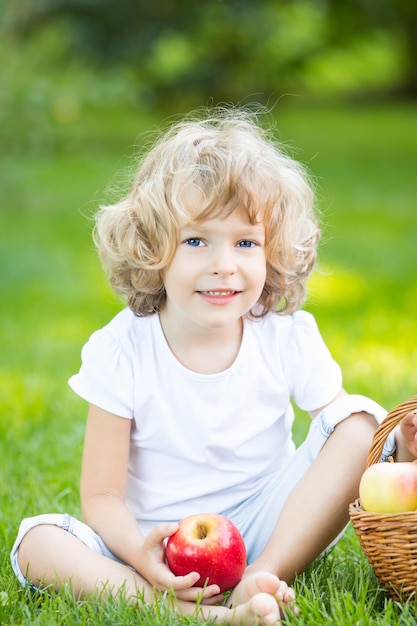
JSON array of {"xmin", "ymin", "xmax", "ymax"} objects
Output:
[
  {"xmin": 283, "ymin": 310, "xmax": 342, "ymax": 412},
  {"xmin": 68, "ymin": 328, "xmax": 134, "ymax": 419}
]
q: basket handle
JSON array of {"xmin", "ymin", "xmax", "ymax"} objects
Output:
[{"xmin": 366, "ymin": 395, "xmax": 417, "ymax": 467}]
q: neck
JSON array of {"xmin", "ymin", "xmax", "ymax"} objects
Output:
[{"xmin": 158, "ymin": 313, "xmax": 243, "ymax": 374}]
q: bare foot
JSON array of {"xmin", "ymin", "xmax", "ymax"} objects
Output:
[
  {"xmin": 227, "ymin": 571, "xmax": 297, "ymax": 618},
  {"xmin": 228, "ymin": 592, "xmax": 283, "ymax": 625},
  {"xmin": 175, "ymin": 571, "xmax": 296, "ymax": 625}
]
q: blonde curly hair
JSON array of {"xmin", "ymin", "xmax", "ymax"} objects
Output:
[{"xmin": 94, "ymin": 107, "xmax": 320, "ymax": 317}]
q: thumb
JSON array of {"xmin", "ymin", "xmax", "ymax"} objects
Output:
[
  {"xmin": 148, "ymin": 521, "xmax": 179, "ymax": 544},
  {"xmin": 413, "ymin": 430, "xmax": 417, "ymax": 454}
]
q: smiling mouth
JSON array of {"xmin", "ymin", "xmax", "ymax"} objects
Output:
[{"xmin": 199, "ymin": 290, "xmax": 239, "ymax": 296}]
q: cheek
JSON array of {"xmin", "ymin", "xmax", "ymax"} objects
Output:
[
  {"xmin": 164, "ymin": 256, "xmax": 197, "ymax": 295},
  {"xmin": 256, "ymin": 252, "xmax": 268, "ymax": 281},
  {"xmin": 163, "ymin": 253, "xmax": 185, "ymax": 281},
  {"xmin": 251, "ymin": 259, "xmax": 267, "ymax": 293},
  {"xmin": 256, "ymin": 262, "xmax": 267, "ymax": 281}
]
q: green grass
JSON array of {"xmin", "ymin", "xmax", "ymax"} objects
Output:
[{"xmin": 1, "ymin": 102, "xmax": 417, "ymax": 624}]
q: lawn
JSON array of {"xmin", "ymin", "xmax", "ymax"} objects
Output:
[{"xmin": 0, "ymin": 102, "xmax": 416, "ymax": 624}]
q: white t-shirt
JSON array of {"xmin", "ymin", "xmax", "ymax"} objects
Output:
[{"xmin": 69, "ymin": 308, "xmax": 342, "ymax": 523}]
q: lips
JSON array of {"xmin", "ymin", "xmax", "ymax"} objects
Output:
[
  {"xmin": 197, "ymin": 289, "xmax": 242, "ymax": 305},
  {"xmin": 199, "ymin": 290, "xmax": 238, "ymax": 296}
]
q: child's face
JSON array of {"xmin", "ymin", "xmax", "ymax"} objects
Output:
[{"xmin": 161, "ymin": 207, "xmax": 267, "ymax": 333}]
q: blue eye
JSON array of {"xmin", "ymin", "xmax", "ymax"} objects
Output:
[
  {"xmin": 238, "ymin": 240, "xmax": 255, "ymax": 248},
  {"xmin": 185, "ymin": 238, "xmax": 202, "ymax": 247}
]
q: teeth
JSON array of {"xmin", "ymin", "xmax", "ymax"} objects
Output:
[{"xmin": 203, "ymin": 290, "xmax": 235, "ymax": 296}]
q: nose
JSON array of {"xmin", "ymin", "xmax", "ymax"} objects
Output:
[{"xmin": 210, "ymin": 246, "xmax": 237, "ymax": 276}]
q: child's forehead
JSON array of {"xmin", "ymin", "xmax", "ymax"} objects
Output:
[{"xmin": 181, "ymin": 206, "xmax": 265, "ymax": 230}]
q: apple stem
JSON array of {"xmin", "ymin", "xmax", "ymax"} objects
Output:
[{"xmin": 197, "ymin": 522, "xmax": 208, "ymax": 540}]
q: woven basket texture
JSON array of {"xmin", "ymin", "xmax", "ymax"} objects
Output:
[{"xmin": 349, "ymin": 395, "xmax": 417, "ymax": 601}]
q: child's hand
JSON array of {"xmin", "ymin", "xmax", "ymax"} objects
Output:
[
  {"xmin": 395, "ymin": 410, "xmax": 417, "ymax": 462},
  {"xmin": 136, "ymin": 522, "xmax": 224, "ymax": 603}
]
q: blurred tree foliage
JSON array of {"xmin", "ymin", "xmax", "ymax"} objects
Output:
[
  {"xmin": 1, "ymin": 0, "xmax": 415, "ymax": 156},
  {"xmin": 2, "ymin": 0, "xmax": 416, "ymax": 108}
]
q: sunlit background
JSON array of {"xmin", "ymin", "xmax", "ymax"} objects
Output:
[{"xmin": 1, "ymin": 0, "xmax": 416, "ymax": 455}]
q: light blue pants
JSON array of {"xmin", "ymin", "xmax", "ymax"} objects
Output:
[{"xmin": 11, "ymin": 395, "xmax": 391, "ymax": 588}]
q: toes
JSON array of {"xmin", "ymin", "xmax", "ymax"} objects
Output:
[
  {"xmin": 272, "ymin": 587, "xmax": 299, "ymax": 618},
  {"xmin": 252, "ymin": 571, "xmax": 283, "ymax": 596},
  {"xmin": 274, "ymin": 581, "xmax": 295, "ymax": 604},
  {"xmin": 250, "ymin": 593, "xmax": 281, "ymax": 625}
]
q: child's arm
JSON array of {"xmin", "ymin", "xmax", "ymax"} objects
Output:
[
  {"xmin": 80, "ymin": 404, "xmax": 222, "ymax": 602},
  {"xmin": 394, "ymin": 410, "xmax": 417, "ymax": 462}
]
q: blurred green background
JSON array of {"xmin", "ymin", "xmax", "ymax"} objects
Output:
[{"xmin": 0, "ymin": 0, "xmax": 416, "ymax": 506}]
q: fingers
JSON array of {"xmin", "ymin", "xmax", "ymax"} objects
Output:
[
  {"xmin": 150, "ymin": 566, "xmax": 224, "ymax": 604},
  {"xmin": 146, "ymin": 522, "xmax": 179, "ymax": 546},
  {"xmin": 140, "ymin": 522, "xmax": 223, "ymax": 601},
  {"xmin": 161, "ymin": 568, "xmax": 221, "ymax": 599},
  {"xmin": 167, "ymin": 571, "xmax": 201, "ymax": 589},
  {"xmin": 167, "ymin": 571, "xmax": 220, "ymax": 595},
  {"xmin": 171, "ymin": 583, "xmax": 223, "ymax": 603},
  {"xmin": 404, "ymin": 410, "xmax": 417, "ymax": 428},
  {"xmin": 399, "ymin": 411, "xmax": 417, "ymax": 458},
  {"xmin": 199, "ymin": 592, "xmax": 225, "ymax": 605}
]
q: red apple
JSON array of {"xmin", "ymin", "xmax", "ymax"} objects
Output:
[
  {"xmin": 165, "ymin": 513, "xmax": 246, "ymax": 592},
  {"xmin": 359, "ymin": 460, "xmax": 417, "ymax": 513}
]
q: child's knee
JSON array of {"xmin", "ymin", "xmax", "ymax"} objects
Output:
[
  {"xmin": 336, "ymin": 411, "xmax": 377, "ymax": 454},
  {"xmin": 17, "ymin": 524, "xmax": 60, "ymax": 574}
]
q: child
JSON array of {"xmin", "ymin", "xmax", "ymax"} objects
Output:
[{"xmin": 11, "ymin": 107, "xmax": 417, "ymax": 625}]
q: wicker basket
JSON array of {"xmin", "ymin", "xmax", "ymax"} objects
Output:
[{"xmin": 349, "ymin": 395, "xmax": 417, "ymax": 601}]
